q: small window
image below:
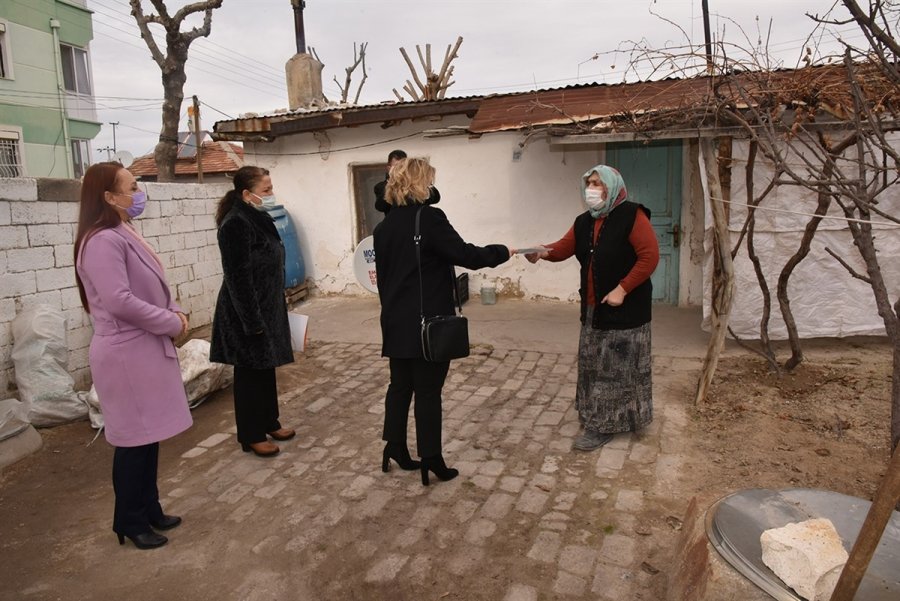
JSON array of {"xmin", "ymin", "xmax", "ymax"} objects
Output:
[
  {"xmin": 0, "ymin": 129, "xmax": 24, "ymax": 177},
  {"xmin": 71, "ymin": 139, "xmax": 91, "ymax": 178},
  {"xmin": 0, "ymin": 21, "xmax": 12, "ymax": 79},
  {"xmin": 351, "ymin": 163, "xmax": 390, "ymax": 245},
  {"xmin": 60, "ymin": 44, "xmax": 92, "ymax": 95}
]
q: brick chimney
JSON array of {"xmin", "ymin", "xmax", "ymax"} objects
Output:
[{"xmin": 285, "ymin": 0, "xmax": 325, "ymax": 109}]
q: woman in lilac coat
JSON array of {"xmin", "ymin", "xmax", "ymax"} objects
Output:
[{"xmin": 75, "ymin": 162, "xmax": 192, "ymax": 550}]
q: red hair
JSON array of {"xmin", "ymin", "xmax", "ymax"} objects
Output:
[{"xmin": 74, "ymin": 162, "xmax": 125, "ymax": 313}]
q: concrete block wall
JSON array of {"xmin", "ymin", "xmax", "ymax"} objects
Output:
[{"xmin": 0, "ymin": 178, "xmax": 230, "ymax": 396}]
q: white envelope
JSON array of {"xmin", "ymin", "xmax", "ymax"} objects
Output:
[{"xmin": 288, "ymin": 313, "xmax": 309, "ymax": 352}]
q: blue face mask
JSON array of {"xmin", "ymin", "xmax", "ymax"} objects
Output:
[{"xmin": 251, "ymin": 193, "xmax": 277, "ymax": 211}]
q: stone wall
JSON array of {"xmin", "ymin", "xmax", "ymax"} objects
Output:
[{"xmin": 0, "ymin": 177, "xmax": 230, "ymax": 395}]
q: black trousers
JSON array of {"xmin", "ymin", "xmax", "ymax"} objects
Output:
[
  {"xmin": 112, "ymin": 443, "xmax": 164, "ymax": 536},
  {"xmin": 382, "ymin": 357, "xmax": 450, "ymax": 458},
  {"xmin": 233, "ymin": 365, "xmax": 281, "ymax": 444}
]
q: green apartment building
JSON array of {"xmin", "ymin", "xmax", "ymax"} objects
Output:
[{"xmin": 0, "ymin": 0, "xmax": 100, "ymax": 178}]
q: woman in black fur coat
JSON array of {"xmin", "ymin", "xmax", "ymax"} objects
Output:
[{"xmin": 210, "ymin": 166, "xmax": 295, "ymax": 457}]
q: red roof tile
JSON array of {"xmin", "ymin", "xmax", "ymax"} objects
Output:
[{"xmin": 129, "ymin": 141, "xmax": 244, "ymax": 177}]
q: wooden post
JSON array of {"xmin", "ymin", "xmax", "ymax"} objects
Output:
[
  {"xmin": 695, "ymin": 138, "xmax": 735, "ymax": 404},
  {"xmin": 192, "ymin": 95, "xmax": 203, "ymax": 184},
  {"xmin": 830, "ymin": 443, "xmax": 900, "ymax": 601}
]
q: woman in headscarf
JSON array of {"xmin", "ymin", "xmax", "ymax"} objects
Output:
[{"xmin": 525, "ymin": 164, "xmax": 659, "ymax": 451}]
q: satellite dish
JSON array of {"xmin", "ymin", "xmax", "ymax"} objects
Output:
[{"xmin": 113, "ymin": 150, "xmax": 134, "ymax": 168}]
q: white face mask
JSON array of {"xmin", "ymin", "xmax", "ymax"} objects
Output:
[
  {"xmin": 584, "ymin": 188, "xmax": 605, "ymax": 209},
  {"xmin": 250, "ymin": 193, "xmax": 277, "ymax": 211}
]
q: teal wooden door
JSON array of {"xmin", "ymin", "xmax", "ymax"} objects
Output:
[{"xmin": 605, "ymin": 140, "xmax": 682, "ymax": 304}]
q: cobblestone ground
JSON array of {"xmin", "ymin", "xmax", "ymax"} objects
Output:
[{"xmin": 2, "ymin": 341, "xmax": 697, "ymax": 601}]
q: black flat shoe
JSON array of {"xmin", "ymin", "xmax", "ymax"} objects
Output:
[
  {"xmin": 420, "ymin": 454, "xmax": 459, "ymax": 486},
  {"xmin": 117, "ymin": 531, "xmax": 168, "ymax": 550},
  {"xmin": 382, "ymin": 442, "xmax": 421, "ymax": 472},
  {"xmin": 150, "ymin": 514, "xmax": 182, "ymax": 531}
]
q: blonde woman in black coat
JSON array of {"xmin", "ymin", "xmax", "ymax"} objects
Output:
[
  {"xmin": 210, "ymin": 166, "xmax": 296, "ymax": 458},
  {"xmin": 374, "ymin": 158, "xmax": 514, "ymax": 485}
]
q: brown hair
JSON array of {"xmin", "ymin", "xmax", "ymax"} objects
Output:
[
  {"xmin": 215, "ymin": 165, "xmax": 270, "ymax": 226},
  {"xmin": 385, "ymin": 158, "xmax": 435, "ymax": 206},
  {"xmin": 73, "ymin": 162, "xmax": 126, "ymax": 313}
]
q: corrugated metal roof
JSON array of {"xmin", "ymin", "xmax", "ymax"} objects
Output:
[
  {"xmin": 468, "ymin": 77, "xmax": 713, "ymax": 133},
  {"xmin": 212, "ymin": 64, "xmax": 856, "ymax": 140}
]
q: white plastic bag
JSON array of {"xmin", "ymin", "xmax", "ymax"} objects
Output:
[
  {"xmin": 177, "ymin": 339, "xmax": 233, "ymax": 408},
  {"xmin": 11, "ymin": 306, "xmax": 89, "ymax": 427},
  {"xmin": 0, "ymin": 398, "xmax": 31, "ymax": 442}
]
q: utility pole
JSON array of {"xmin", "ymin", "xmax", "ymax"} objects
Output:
[
  {"xmin": 701, "ymin": 0, "xmax": 714, "ymax": 74},
  {"xmin": 98, "ymin": 146, "xmax": 114, "ymax": 161},
  {"xmin": 108, "ymin": 121, "xmax": 119, "ymax": 153},
  {"xmin": 291, "ymin": 0, "xmax": 307, "ymax": 54},
  {"xmin": 192, "ymin": 95, "xmax": 203, "ymax": 183}
]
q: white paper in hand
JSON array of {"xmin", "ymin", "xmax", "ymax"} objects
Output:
[{"xmin": 288, "ymin": 313, "xmax": 309, "ymax": 352}]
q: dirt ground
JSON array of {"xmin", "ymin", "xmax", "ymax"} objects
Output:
[{"xmin": 687, "ymin": 341, "xmax": 893, "ymax": 503}]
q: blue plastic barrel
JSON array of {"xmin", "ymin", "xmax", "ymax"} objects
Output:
[{"xmin": 264, "ymin": 205, "xmax": 305, "ymax": 288}]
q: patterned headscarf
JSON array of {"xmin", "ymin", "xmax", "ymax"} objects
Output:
[{"xmin": 581, "ymin": 164, "xmax": 628, "ymax": 219}]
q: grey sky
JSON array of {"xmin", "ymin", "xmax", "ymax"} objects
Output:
[{"xmin": 87, "ymin": 0, "xmax": 861, "ymax": 160}]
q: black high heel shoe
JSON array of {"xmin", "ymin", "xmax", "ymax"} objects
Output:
[
  {"xmin": 150, "ymin": 514, "xmax": 181, "ymax": 531},
  {"xmin": 420, "ymin": 454, "xmax": 459, "ymax": 486},
  {"xmin": 116, "ymin": 531, "xmax": 168, "ymax": 549},
  {"xmin": 381, "ymin": 442, "xmax": 421, "ymax": 472}
]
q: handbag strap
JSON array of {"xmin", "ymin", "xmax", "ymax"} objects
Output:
[{"xmin": 414, "ymin": 206, "xmax": 462, "ymax": 323}]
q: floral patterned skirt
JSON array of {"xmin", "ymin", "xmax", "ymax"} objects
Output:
[{"xmin": 575, "ymin": 308, "xmax": 653, "ymax": 434}]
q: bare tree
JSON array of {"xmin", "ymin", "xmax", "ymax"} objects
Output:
[
  {"xmin": 332, "ymin": 42, "xmax": 368, "ymax": 104},
  {"xmin": 129, "ymin": 0, "xmax": 224, "ymax": 182},
  {"xmin": 393, "ymin": 36, "xmax": 463, "ymax": 101}
]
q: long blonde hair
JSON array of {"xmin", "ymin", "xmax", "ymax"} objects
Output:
[{"xmin": 385, "ymin": 158, "xmax": 435, "ymax": 206}]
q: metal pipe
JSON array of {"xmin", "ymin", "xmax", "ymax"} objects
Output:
[
  {"xmin": 50, "ymin": 18, "xmax": 74, "ymax": 177},
  {"xmin": 291, "ymin": 0, "xmax": 307, "ymax": 54},
  {"xmin": 702, "ymin": 0, "xmax": 713, "ymax": 74}
]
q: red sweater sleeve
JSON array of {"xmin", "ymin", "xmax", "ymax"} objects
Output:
[
  {"xmin": 619, "ymin": 209, "xmax": 660, "ymax": 293},
  {"xmin": 543, "ymin": 225, "xmax": 576, "ymax": 262}
]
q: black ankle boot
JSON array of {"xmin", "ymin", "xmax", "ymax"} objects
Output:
[
  {"xmin": 382, "ymin": 442, "xmax": 421, "ymax": 472},
  {"xmin": 420, "ymin": 454, "xmax": 459, "ymax": 486}
]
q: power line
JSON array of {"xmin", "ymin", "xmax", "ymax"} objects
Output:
[
  {"xmin": 90, "ymin": 19, "xmax": 288, "ymax": 95},
  {"xmin": 92, "ymin": 0, "xmax": 284, "ymax": 83}
]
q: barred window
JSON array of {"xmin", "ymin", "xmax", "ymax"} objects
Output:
[{"xmin": 0, "ymin": 135, "xmax": 23, "ymax": 177}]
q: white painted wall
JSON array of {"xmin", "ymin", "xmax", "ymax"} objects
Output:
[{"xmin": 245, "ymin": 118, "xmax": 707, "ymax": 304}]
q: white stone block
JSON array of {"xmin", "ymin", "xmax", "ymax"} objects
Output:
[
  {"xmin": 142, "ymin": 200, "xmax": 162, "ymax": 219},
  {"xmin": 60, "ymin": 286, "xmax": 83, "ymax": 310},
  {"xmin": 170, "ymin": 215, "xmax": 195, "ymax": 234},
  {"xmin": 37, "ymin": 267, "xmax": 76, "ymax": 292},
  {"xmin": 28, "ymin": 223, "xmax": 73, "ymax": 246},
  {"xmin": 192, "ymin": 214, "xmax": 215, "ymax": 231},
  {"xmin": 57, "ymin": 202, "xmax": 79, "ymax": 224},
  {"xmin": 0, "ymin": 201, "xmax": 10, "ymax": 225},
  {"xmin": 761, "ymin": 518, "xmax": 848, "ymax": 601},
  {"xmin": 55, "ymin": 244, "xmax": 74, "ymax": 267},
  {"xmin": 0, "ymin": 299, "xmax": 15, "ymax": 322},
  {"xmin": 193, "ymin": 260, "xmax": 221, "ymax": 279},
  {"xmin": 157, "ymin": 234, "xmax": 185, "ymax": 253},
  {"xmin": 17, "ymin": 290, "xmax": 63, "ymax": 312},
  {"xmin": 11, "ymin": 201, "xmax": 59, "ymax": 224},
  {"xmin": 0, "ymin": 226, "xmax": 29, "ymax": 250},
  {"xmin": 0, "ymin": 178, "xmax": 38, "ymax": 201},
  {"xmin": 0, "ymin": 272, "xmax": 37, "ymax": 298},
  {"xmin": 182, "ymin": 199, "xmax": 208, "ymax": 215},
  {"xmin": 173, "ymin": 248, "xmax": 199, "ymax": 268},
  {"xmin": 7, "ymin": 247, "xmax": 55, "ymax": 273},
  {"xmin": 139, "ymin": 218, "xmax": 167, "ymax": 237},
  {"xmin": 178, "ymin": 279, "xmax": 204, "ymax": 299}
]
